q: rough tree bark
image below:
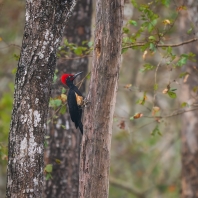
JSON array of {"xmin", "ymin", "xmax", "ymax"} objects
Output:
[
  {"xmin": 79, "ymin": 1, "xmax": 123, "ymax": 197},
  {"xmin": 6, "ymin": 0, "xmax": 76, "ymax": 197},
  {"xmin": 179, "ymin": 2, "xmax": 198, "ymax": 198},
  {"xmin": 44, "ymin": 1, "xmax": 92, "ymax": 197}
]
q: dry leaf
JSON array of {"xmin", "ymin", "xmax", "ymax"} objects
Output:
[
  {"xmin": 124, "ymin": 84, "xmax": 132, "ymax": 89},
  {"xmin": 163, "ymin": 19, "xmax": 171, "ymax": 25},
  {"xmin": 60, "ymin": 94, "xmax": 67, "ymax": 103},
  {"xmin": 162, "ymin": 88, "xmax": 168, "ymax": 94},
  {"xmin": 143, "ymin": 50, "xmax": 148, "ymax": 60},
  {"xmin": 152, "ymin": 106, "xmax": 160, "ymax": 116},
  {"xmin": 183, "ymin": 74, "xmax": 189, "ymax": 83},
  {"xmin": 118, "ymin": 120, "xmax": 125, "ymax": 129},
  {"xmin": 134, "ymin": 113, "xmax": 143, "ymax": 119}
]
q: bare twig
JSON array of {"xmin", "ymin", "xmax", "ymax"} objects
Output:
[
  {"xmin": 109, "ymin": 176, "xmax": 146, "ymax": 198},
  {"xmin": 58, "ymin": 55, "xmax": 92, "ymax": 60},
  {"xmin": 122, "ymin": 38, "xmax": 198, "ymax": 50}
]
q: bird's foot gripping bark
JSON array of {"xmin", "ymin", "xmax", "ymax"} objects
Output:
[{"xmin": 83, "ymin": 97, "xmax": 90, "ymax": 107}]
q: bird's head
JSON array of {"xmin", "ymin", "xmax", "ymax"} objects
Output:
[{"xmin": 61, "ymin": 71, "xmax": 83, "ymax": 86}]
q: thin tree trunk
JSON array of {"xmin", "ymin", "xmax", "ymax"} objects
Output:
[
  {"xmin": 179, "ymin": 1, "xmax": 198, "ymax": 197},
  {"xmin": 6, "ymin": 1, "xmax": 76, "ymax": 197},
  {"xmin": 79, "ymin": 1, "xmax": 123, "ymax": 197},
  {"xmin": 44, "ymin": 1, "xmax": 92, "ymax": 197}
]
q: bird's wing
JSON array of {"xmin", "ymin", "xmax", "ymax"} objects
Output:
[
  {"xmin": 67, "ymin": 89, "xmax": 82, "ymax": 127},
  {"xmin": 73, "ymin": 86, "xmax": 83, "ymax": 96}
]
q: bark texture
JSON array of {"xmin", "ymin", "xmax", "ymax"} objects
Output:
[
  {"xmin": 44, "ymin": 1, "xmax": 92, "ymax": 197},
  {"xmin": 79, "ymin": 1, "xmax": 123, "ymax": 197},
  {"xmin": 180, "ymin": 2, "xmax": 198, "ymax": 198},
  {"xmin": 6, "ymin": 0, "xmax": 76, "ymax": 197}
]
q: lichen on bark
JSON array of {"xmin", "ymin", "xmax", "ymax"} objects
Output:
[{"xmin": 6, "ymin": 0, "xmax": 76, "ymax": 197}]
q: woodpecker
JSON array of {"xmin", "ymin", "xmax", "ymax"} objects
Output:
[{"xmin": 61, "ymin": 71, "xmax": 84, "ymax": 134}]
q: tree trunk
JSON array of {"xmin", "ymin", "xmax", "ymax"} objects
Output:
[
  {"xmin": 6, "ymin": 0, "xmax": 76, "ymax": 197},
  {"xmin": 44, "ymin": 1, "xmax": 92, "ymax": 197},
  {"xmin": 179, "ymin": 2, "xmax": 198, "ymax": 197},
  {"xmin": 79, "ymin": 1, "xmax": 123, "ymax": 197}
]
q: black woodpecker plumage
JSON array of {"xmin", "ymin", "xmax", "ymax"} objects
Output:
[{"xmin": 61, "ymin": 72, "xmax": 84, "ymax": 134}]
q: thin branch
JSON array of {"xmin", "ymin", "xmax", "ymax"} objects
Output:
[
  {"xmin": 122, "ymin": 38, "xmax": 198, "ymax": 50},
  {"xmin": 58, "ymin": 54, "xmax": 92, "ymax": 60},
  {"xmin": 109, "ymin": 176, "xmax": 146, "ymax": 198}
]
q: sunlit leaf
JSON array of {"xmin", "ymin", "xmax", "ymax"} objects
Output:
[
  {"xmin": 152, "ymin": 106, "xmax": 160, "ymax": 116},
  {"xmin": 167, "ymin": 91, "xmax": 177, "ymax": 98},
  {"xmin": 55, "ymin": 159, "xmax": 61, "ymax": 164},
  {"xmin": 124, "ymin": 84, "xmax": 132, "ymax": 89},
  {"xmin": 45, "ymin": 164, "xmax": 53, "ymax": 173},
  {"xmin": 60, "ymin": 94, "xmax": 67, "ymax": 103},
  {"xmin": 129, "ymin": 20, "xmax": 137, "ymax": 26},
  {"xmin": 181, "ymin": 102, "xmax": 187, "ymax": 108},
  {"xmin": 130, "ymin": 113, "xmax": 143, "ymax": 120},
  {"xmin": 162, "ymin": 19, "xmax": 171, "ymax": 25}
]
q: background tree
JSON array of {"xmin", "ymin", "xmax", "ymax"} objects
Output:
[
  {"xmin": 44, "ymin": 1, "xmax": 92, "ymax": 197},
  {"xmin": 178, "ymin": 1, "xmax": 198, "ymax": 197},
  {"xmin": 79, "ymin": 0, "xmax": 123, "ymax": 197},
  {"xmin": 1, "ymin": 1, "xmax": 198, "ymax": 197},
  {"xmin": 6, "ymin": 0, "xmax": 76, "ymax": 197}
]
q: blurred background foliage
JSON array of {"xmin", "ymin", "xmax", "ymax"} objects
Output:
[
  {"xmin": 0, "ymin": 0, "xmax": 196, "ymax": 197},
  {"xmin": 0, "ymin": 0, "xmax": 25, "ymax": 194}
]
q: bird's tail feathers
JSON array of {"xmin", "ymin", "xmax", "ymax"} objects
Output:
[{"xmin": 78, "ymin": 120, "xmax": 83, "ymax": 135}]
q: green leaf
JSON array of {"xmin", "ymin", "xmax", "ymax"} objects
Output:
[
  {"xmin": 13, "ymin": 54, "xmax": 20, "ymax": 61},
  {"xmin": 129, "ymin": 20, "xmax": 137, "ymax": 26},
  {"xmin": 55, "ymin": 159, "xmax": 61, "ymax": 164},
  {"xmin": 61, "ymin": 88, "xmax": 66, "ymax": 94},
  {"xmin": 60, "ymin": 105, "xmax": 66, "ymax": 114},
  {"xmin": 123, "ymin": 27, "xmax": 129, "ymax": 34},
  {"xmin": 140, "ymin": 63, "xmax": 155, "ymax": 72},
  {"xmin": 151, "ymin": 125, "xmax": 161, "ymax": 136},
  {"xmin": 149, "ymin": 43, "xmax": 156, "ymax": 51},
  {"xmin": 170, "ymin": 88, "xmax": 177, "ymax": 91},
  {"xmin": 187, "ymin": 27, "xmax": 193, "ymax": 34},
  {"xmin": 74, "ymin": 47, "xmax": 82, "ymax": 55},
  {"xmin": 167, "ymin": 91, "xmax": 177, "ymax": 98},
  {"xmin": 45, "ymin": 164, "xmax": 53, "ymax": 173},
  {"xmin": 179, "ymin": 72, "xmax": 189, "ymax": 78},
  {"xmin": 160, "ymin": 0, "xmax": 170, "ymax": 7},
  {"xmin": 193, "ymin": 86, "xmax": 198, "ymax": 92},
  {"xmin": 129, "ymin": 116, "xmax": 134, "ymax": 120},
  {"xmin": 148, "ymin": 36, "xmax": 156, "ymax": 41},
  {"xmin": 122, "ymin": 48, "xmax": 128, "ymax": 54},
  {"xmin": 131, "ymin": 0, "xmax": 138, "ymax": 8},
  {"xmin": 87, "ymin": 41, "xmax": 93, "ymax": 48},
  {"xmin": 12, "ymin": 68, "xmax": 17, "ymax": 74},
  {"xmin": 176, "ymin": 56, "xmax": 187, "ymax": 67},
  {"xmin": 181, "ymin": 102, "xmax": 187, "ymax": 108},
  {"xmin": 45, "ymin": 173, "xmax": 52, "ymax": 180},
  {"xmin": 61, "ymin": 125, "xmax": 66, "ymax": 129},
  {"xmin": 53, "ymin": 74, "xmax": 57, "ymax": 83},
  {"xmin": 49, "ymin": 99, "xmax": 62, "ymax": 108},
  {"xmin": 154, "ymin": 83, "xmax": 158, "ymax": 91}
]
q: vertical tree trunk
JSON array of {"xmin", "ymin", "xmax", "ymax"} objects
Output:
[
  {"xmin": 79, "ymin": 1, "xmax": 123, "ymax": 197},
  {"xmin": 44, "ymin": 1, "xmax": 92, "ymax": 197},
  {"xmin": 179, "ymin": 2, "xmax": 198, "ymax": 197},
  {"xmin": 6, "ymin": 0, "xmax": 76, "ymax": 197}
]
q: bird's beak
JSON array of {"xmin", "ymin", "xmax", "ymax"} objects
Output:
[{"xmin": 73, "ymin": 71, "xmax": 83, "ymax": 80}]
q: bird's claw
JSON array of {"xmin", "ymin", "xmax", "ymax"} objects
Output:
[{"xmin": 83, "ymin": 98, "xmax": 90, "ymax": 107}]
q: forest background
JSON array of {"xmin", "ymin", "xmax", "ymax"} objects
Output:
[{"xmin": 0, "ymin": 0, "xmax": 198, "ymax": 197}]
